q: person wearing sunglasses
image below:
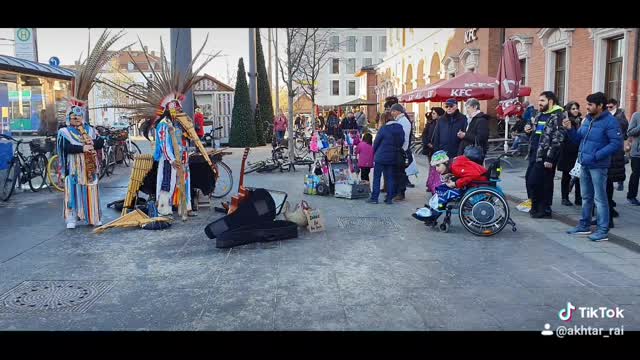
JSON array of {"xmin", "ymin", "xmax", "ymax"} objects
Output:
[
  {"xmin": 432, "ymin": 98, "xmax": 467, "ymax": 161},
  {"xmin": 606, "ymin": 98, "xmax": 629, "ymax": 192},
  {"xmin": 558, "ymin": 101, "xmax": 583, "ymax": 207}
]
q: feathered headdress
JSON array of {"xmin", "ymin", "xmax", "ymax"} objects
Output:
[
  {"xmin": 94, "ymin": 34, "xmax": 219, "ymax": 138},
  {"xmin": 65, "ymin": 29, "xmax": 129, "ymax": 124}
]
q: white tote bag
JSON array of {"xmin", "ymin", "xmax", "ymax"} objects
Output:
[
  {"xmin": 405, "ymin": 158, "xmax": 419, "ymax": 176},
  {"xmin": 569, "ymin": 161, "xmax": 582, "ymax": 178}
]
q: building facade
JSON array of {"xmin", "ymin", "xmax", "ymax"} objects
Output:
[
  {"xmin": 375, "ymin": 28, "xmax": 456, "ymax": 133},
  {"xmin": 88, "ymin": 48, "xmax": 162, "ymax": 127},
  {"xmin": 315, "ymin": 28, "xmax": 387, "ymax": 108},
  {"xmin": 193, "ymin": 74, "xmax": 234, "ymax": 143},
  {"xmin": 377, "ymin": 28, "xmax": 640, "ymax": 135}
]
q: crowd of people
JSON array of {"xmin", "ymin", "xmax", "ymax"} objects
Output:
[
  {"xmin": 354, "ymin": 90, "xmax": 638, "ymax": 243},
  {"xmin": 272, "ymin": 108, "xmax": 370, "ymax": 145}
]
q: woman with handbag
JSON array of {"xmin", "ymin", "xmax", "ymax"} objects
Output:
[{"xmin": 558, "ymin": 102, "xmax": 582, "ymax": 206}]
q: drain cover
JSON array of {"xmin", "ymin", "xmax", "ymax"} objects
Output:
[
  {"xmin": 336, "ymin": 217, "xmax": 399, "ymax": 231},
  {"xmin": 0, "ymin": 280, "xmax": 113, "ymax": 313}
]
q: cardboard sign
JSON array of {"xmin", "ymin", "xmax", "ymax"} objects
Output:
[{"xmin": 304, "ymin": 207, "xmax": 325, "ymax": 233}]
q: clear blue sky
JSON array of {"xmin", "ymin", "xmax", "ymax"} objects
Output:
[{"xmin": 0, "ymin": 28, "xmax": 252, "ymax": 86}]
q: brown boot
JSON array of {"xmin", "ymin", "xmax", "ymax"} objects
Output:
[{"xmin": 393, "ymin": 194, "xmax": 405, "ymax": 201}]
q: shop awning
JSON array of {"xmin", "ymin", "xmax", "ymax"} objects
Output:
[
  {"xmin": 398, "ymin": 72, "xmax": 531, "ymax": 103},
  {"xmin": 0, "ymin": 54, "xmax": 75, "ymax": 81},
  {"xmin": 339, "ymin": 98, "xmax": 379, "ymax": 107}
]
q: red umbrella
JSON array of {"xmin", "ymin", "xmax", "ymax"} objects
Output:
[
  {"xmin": 495, "ymin": 39, "xmax": 523, "ymax": 117},
  {"xmin": 399, "ymin": 72, "xmax": 530, "ymax": 103},
  {"xmin": 495, "ymin": 39, "xmax": 524, "ymax": 152}
]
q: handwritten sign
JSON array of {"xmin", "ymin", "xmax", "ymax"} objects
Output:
[{"xmin": 304, "ymin": 207, "xmax": 325, "ymax": 233}]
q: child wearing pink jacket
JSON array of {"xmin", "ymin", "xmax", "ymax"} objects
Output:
[{"xmin": 355, "ymin": 133, "xmax": 374, "ymax": 181}]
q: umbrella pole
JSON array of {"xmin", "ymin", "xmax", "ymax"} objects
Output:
[{"xmin": 504, "ymin": 115, "xmax": 510, "ymax": 153}]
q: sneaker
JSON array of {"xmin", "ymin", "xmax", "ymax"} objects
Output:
[
  {"xmin": 588, "ymin": 232, "xmax": 609, "ymax": 242},
  {"xmin": 94, "ymin": 221, "xmax": 102, "ymax": 226},
  {"xmin": 366, "ymin": 198, "xmax": 378, "ymax": 204},
  {"xmin": 566, "ymin": 226, "xmax": 592, "ymax": 235},
  {"xmin": 627, "ymin": 198, "xmax": 640, "ymax": 206},
  {"xmin": 561, "ymin": 199, "xmax": 573, "ymax": 206},
  {"xmin": 66, "ymin": 222, "xmax": 76, "ymax": 229},
  {"xmin": 531, "ymin": 211, "xmax": 552, "ymax": 219},
  {"xmin": 384, "ymin": 199, "xmax": 393, "ymax": 205}
]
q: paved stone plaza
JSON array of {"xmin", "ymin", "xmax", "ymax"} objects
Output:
[{"xmin": 1, "ymin": 145, "xmax": 639, "ymax": 331}]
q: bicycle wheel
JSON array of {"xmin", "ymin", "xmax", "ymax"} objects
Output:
[
  {"xmin": 47, "ymin": 155, "xmax": 65, "ymax": 192},
  {"xmin": 106, "ymin": 146, "xmax": 116, "ymax": 176},
  {"xmin": 122, "ymin": 145, "xmax": 131, "ymax": 167},
  {"xmin": 1, "ymin": 158, "xmax": 19, "ymax": 201},
  {"xmin": 28, "ymin": 153, "xmax": 48, "ymax": 192},
  {"xmin": 212, "ymin": 161, "xmax": 234, "ymax": 198},
  {"xmin": 128, "ymin": 141, "xmax": 142, "ymax": 159},
  {"xmin": 244, "ymin": 160, "xmax": 266, "ymax": 174}
]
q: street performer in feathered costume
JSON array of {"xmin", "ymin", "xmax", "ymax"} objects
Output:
[
  {"xmin": 58, "ymin": 29, "xmax": 127, "ymax": 229},
  {"xmin": 153, "ymin": 97, "xmax": 193, "ymax": 217},
  {"xmin": 96, "ymin": 35, "xmax": 218, "ymax": 219}
]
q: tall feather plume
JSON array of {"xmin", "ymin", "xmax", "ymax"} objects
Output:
[
  {"xmin": 97, "ymin": 33, "xmax": 219, "ymax": 135},
  {"xmin": 72, "ymin": 29, "xmax": 130, "ymax": 101}
]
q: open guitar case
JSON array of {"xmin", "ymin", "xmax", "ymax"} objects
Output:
[{"xmin": 204, "ymin": 187, "xmax": 299, "ymax": 248}]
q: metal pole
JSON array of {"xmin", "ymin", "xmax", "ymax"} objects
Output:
[
  {"xmin": 248, "ymin": 28, "xmax": 258, "ymax": 110},
  {"xmin": 504, "ymin": 115, "xmax": 509, "ymax": 153},
  {"xmin": 274, "ymin": 29, "xmax": 279, "ymax": 114},
  {"xmin": 268, "ymin": 28, "xmax": 273, "ymax": 90},
  {"xmin": 170, "ymin": 28, "xmax": 194, "ymax": 119}
]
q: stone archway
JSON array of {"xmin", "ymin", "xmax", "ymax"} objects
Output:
[
  {"xmin": 429, "ymin": 52, "xmax": 441, "ymax": 84},
  {"xmin": 416, "ymin": 59, "xmax": 426, "ymax": 132}
]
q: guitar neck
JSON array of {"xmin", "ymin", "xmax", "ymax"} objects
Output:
[{"xmin": 238, "ymin": 147, "xmax": 250, "ymax": 191}]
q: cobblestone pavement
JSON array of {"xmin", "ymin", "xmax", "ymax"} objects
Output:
[{"xmin": 0, "ymin": 145, "xmax": 639, "ymax": 331}]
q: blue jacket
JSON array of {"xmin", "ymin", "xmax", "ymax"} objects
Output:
[
  {"xmin": 567, "ymin": 111, "xmax": 623, "ymax": 169},
  {"xmin": 373, "ymin": 122, "xmax": 405, "ymax": 165}
]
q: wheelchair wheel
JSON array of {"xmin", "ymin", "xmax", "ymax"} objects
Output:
[{"xmin": 458, "ymin": 187, "xmax": 510, "ymax": 237}]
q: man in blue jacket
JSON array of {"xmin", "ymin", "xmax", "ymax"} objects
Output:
[
  {"xmin": 432, "ymin": 98, "xmax": 467, "ymax": 160},
  {"xmin": 565, "ymin": 92, "xmax": 623, "ymax": 242}
]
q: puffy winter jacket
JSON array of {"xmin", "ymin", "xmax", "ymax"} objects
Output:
[
  {"xmin": 450, "ymin": 155, "xmax": 488, "ymax": 189},
  {"xmin": 433, "ymin": 110, "xmax": 467, "ymax": 160},
  {"xmin": 567, "ymin": 110, "xmax": 623, "ymax": 169},
  {"xmin": 531, "ymin": 104, "xmax": 566, "ymax": 164},
  {"xmin": 628, "ymin": 112, "xmax": 640, "ymax": 158},
  {"xmin": 373, "ymin": 122, "xmax": 405, "ymax": 165}
]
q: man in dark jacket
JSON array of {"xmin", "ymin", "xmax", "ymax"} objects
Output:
[
  {"xmin": 433, "ymin": 98, "xmax": 467, "ymax": 160},
  {"xmin": 565, "ymin": 92, "xmax": 623, "ymax": 242},
  {"xmin": 607, "ymin": 98, "xmax": 629, "ymax": 191},
  {"xmin": 367, "ymin": 117, "xmax": 405, "ymax": 204},
  {"xmin": 457, "ymin": 98, "xmax": 489, "ymax": 158},
  {"xmin": 526, "ymin": 91, "xmax": 566, "ymax": 219},
  {"xmin": 340, "ymin": 112, "xmax": 358, "ymax": 131}
]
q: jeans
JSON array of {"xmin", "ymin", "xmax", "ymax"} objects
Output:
[
  {"xmin": 371, "ymin": 163, "xmax": 395, "ymax": 201},
  {"xmin": 628, "ymin": 157, "xmax": 640, "ymax": 199},
  {"xmin": 579, "ymin": 167, "xmax": 609, "ymax": 233},
  {"xmin": 561, "ymin": 170, "xmax": 581, "ymax": 201}
]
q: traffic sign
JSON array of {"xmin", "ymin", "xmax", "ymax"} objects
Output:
[{"xmin": 49, "ymin": 56, "xmax": 60, "ymax": 67}]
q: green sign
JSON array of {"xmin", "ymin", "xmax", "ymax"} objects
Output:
[
  {"xmin": 16, "ymin": 28, "xmax": 31, "ymax": 42},
  {"xmin": 8, "ymin": 90, "xmax": 31, "ymax": 99}
]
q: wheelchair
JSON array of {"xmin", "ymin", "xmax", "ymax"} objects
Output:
[{"xmin": 429, "ymin": 153, "xmax": 517, "ymax": 236}]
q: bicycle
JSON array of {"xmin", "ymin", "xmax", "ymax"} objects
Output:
[
  {"xmin": 118, "ymin": 124, "xmax": 142, "ymax": 167},
  {"xmin": 0, "ymin": 134, "xmax": 49, "ymax": 201},
  {"xmin": 244, "ymin": 140, "xmax": 296, "ymax": 174}
]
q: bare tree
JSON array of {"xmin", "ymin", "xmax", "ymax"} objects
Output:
[
  {"xmin": 275, "ymin": 28, "xmax": 316, "ymax": 160},
  {"xmin": 294, "ymin": 28, "xmax": 337, "ymax": 131}
]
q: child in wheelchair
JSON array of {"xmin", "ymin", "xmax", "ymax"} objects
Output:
[{"xmin": 413, "ymin": 150, "xmax": 489, "ymax": 226}]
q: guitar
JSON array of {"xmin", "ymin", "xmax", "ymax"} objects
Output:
[{"xmin": 227, "ymin": 147, "xmax": 251, "ymax": 214}]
